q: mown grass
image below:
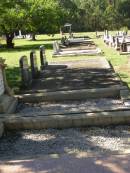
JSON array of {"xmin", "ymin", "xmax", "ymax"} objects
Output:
[{"xmin": 0, "ymin": 32, "xmax": 130, "ymax": 90}]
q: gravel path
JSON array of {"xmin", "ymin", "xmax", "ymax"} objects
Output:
[
  {"xmin": 0, "ymin": 126, "xmax": 130, "ymax": 160},
  {"xmin": 16, "ymin": 99, "xmax": 127, "ymax": 114}
]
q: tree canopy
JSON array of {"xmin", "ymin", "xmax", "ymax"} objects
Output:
[{"xmin": 0, "ymin": 0, "xmax": 130, "ymax": 47}]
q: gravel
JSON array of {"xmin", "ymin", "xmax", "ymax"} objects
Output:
[
  {"xmin": 0, "ymin": 126, "xmax": 130, "ymax": 160},
  {"xmin": 16, "ymin": 99, "xmax": 127, "ymax": 114}
]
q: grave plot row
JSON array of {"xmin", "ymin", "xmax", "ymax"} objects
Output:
[
  {"xmin": 103, "ymin": 30, "xmax": 130, "ymax": 54},
  {"xmin": 53, "ymin": 40, "xmax": 102, "ymax": 57},
  {"xmin": 20, "ymin": 45, "xmax": 48, "ymax": 88}
]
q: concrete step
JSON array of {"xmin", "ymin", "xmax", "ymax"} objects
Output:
[
  {"xmin": 2, "ymin": 110, "xmax": 130, "ymax": 130},
  {"xmin": 17, "ymin": 85, "xmax": 127, "ymax": 103}
]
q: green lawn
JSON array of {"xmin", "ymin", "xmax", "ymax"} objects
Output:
[{"xmin": 0, "ymin": 32, "xmax": 130, "ymax": 91}]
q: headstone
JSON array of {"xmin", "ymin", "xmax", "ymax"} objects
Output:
[
  {"xmin": 111, "ymin": 36, "xmax": 115, "ymax": 47},
  {"xmin": 53, "ymin": 41, "xmax": 57, "ymax": 54},
  {"xmin": 40, "ymin": 45, "xmax": 48, "ymax": 70},
  {"xmin": 0, "ymin": 57, "xmax": 17, "ymax": 113},
  {"xmin": 126, "ymin": 43, "xmax": 130, "ymax": 52},
  {"xmin": 20, "ymin": 56, "xmax": 32, "ymax": 88},
  {"xmin": 53, "ymin": 41, "xmax": 60, "ymax": 55},
  {"xmin": 109, "ymin": 35, "xmax": 113, "ymax": 47},
  {"xmin": 56, "ymin": 41, "xmax": 60, "ymax": 52},
  {"xmin": 0, "ymin": 68, "xmax": 4, "ymax": 96},
  {"xmin": 19, "ymin": 30, "xmax": 22, "ymax": 37},
  {"xmin": 106, "ymin": 30, "xmax": 109, "ymax": 38},
  {"xmin": 115, "ymin": 37, "xmax": 120, "ymax": 50},
  {"xmin": 120, "ymin": 42, "xmax": 127, "ymax": 52},
  {"xmin": 30, "ymin": 50, "xmax": 39, "ymax": 79}
]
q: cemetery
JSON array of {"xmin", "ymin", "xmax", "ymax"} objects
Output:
[
  {"xmin": 104, "ymin": 30, "xmax": 130, "ymax": 54},
  {"xmin": 1, "ymin": 1, "xmax": 130, "ymax": 172},
  {"xmin": 0, "ymin": 38, "xmax": 130, "ymax": 132}
]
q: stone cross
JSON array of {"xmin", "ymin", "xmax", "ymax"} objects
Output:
[
  {"xmin": 40, "ymin": 45, "xmax": 48, "ymax": 70},
  {"xmin": 19, "ymin": 56, "xmax": 32, "ymax": 88},
  {"xmin": 30, "ymin": 50, "xmax": 39, "ymax": 79}
]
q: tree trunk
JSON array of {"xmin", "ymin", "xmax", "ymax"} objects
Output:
[
  {"xmin": 31, "ymin": 33, "xmax": 36, "ymax": 41},
  {"xmin": 6, "ymin": 33, "xmax": 14, "ymax": 48}
]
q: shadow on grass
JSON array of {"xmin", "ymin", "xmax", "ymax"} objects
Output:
[
  {"xmin": 6, "ymin": 67, "xmax": 21, "ymax": 89},
  {"xmin": 0, "ymin": 43, "xmax": 53, "ymax": 52},
  {"xmin": 30, "ymin": 38, "xmax": 61, "ymax": 42}
]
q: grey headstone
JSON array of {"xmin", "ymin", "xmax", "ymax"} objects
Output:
[
  {"xmin": 0, "ymin": 67, "xmax": 5, "ymax": 96},
  {"xmin": 127, "ymin": 43, "xmax": 130, "ymax": 52},
  {"xmin": 53, "ymin": 41, "xmax": 60, "ymax": 54},
  {"xmin": 53, "ymin": 41, "xmax": 57, "ymax": 54},
  {"xmin": 30, "ymin": 50, "xmax": 39, "ymax": 79},
  {"xmin": 40, "ymin": 45, "xmax": 48, "ymax": 70},
  {"xmin": 20, "ymin": 56, "xmax": 32, "ymax": 88}
]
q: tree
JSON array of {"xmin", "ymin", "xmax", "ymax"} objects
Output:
[
  {"xmin": 0, "ymin": 1, "xmax": 27, "ymax": 48},
  {"xmin": 24, "ymin": 0, "xmax": 64, "ymax": 40}
]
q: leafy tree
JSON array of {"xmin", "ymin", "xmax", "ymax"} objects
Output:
[
  {"xmin": 24, "ymin": 0, "xmax": 64, "ymax": 40},
  {"xmin": 0, "ymin": 0, "xmax": 27, "ymax": 48}
]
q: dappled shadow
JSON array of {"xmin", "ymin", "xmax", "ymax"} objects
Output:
[
  {"xmin": 27, "ymin": 64, "xmax": 122, "ymax": 93},
  {"xmin": 0, "ymin": 127, "xmax": 130, "ymax": 172},
  {"xmin": 0, "ymin": 126, "xmax": 128, "ymax": 160},
  {"xmin": 1, "ymin": 153, "xmax": 130, "ymax": 173},
  {"xmin": 31, "ymin": 38, "xmax": 60, "ymax": 42},
  {"xmin": 0, "ymin": 43, "xmax": 52, "ymax": 52}
]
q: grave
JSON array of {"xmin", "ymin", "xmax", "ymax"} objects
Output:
[
  {"xmin": 40, "ymin": 45, "xmax": 48, "ymax": 70},
  {"xmin": 120, "ymin": 42, "xmax": 130, "ymax": 54},
  {"xmin": 53, "ymin": 48, "xmax": 102, "ymax": 57},
  {"xmin": 19, "ymin": 56, "xmax": 32, "ymax": 88},
  {"xmin": 19, "ymin": 57, "xmax": 123, "ymax": 94},
  {"xmin": 0, "ymin": 58, "xmax": 17, "ymax": 113},
  {"xmin": 30, "ymin": 50, "xmax": 39, "ymax": 79},
  {"xmin": 0, "ymin": 56, "xmax": 130, "ymax": 129},
  {"xmin": 53, "ymin": 41, "xmax": 102, "ymax": 57}
]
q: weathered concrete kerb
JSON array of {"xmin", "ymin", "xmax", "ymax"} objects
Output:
[
  {"xmin": 1, "ymin": 110, "xmax": 130, "ymax": 130},
  {"xmin": 18, "ymin": 85, "xmax": 127, "ymax": 103}
]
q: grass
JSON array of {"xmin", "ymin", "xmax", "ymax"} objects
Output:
[{"xmin": 0, "ymin": 32, "xmax": 130, "ymax": 90}]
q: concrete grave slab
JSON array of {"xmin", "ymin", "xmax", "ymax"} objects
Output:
[
  {"xmin": 53, "ymin": 48, "xmax": 102, "ymax": 57},
  {"xmin": 20, "ymin": 57, "xmax": 122, "ymax": 94}
]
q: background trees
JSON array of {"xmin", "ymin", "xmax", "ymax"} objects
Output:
[{"xmin": 0, "ymin": 0, "xmax": 130, "ymax": 48}]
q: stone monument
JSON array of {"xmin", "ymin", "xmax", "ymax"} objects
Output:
[
  {"xmin": 53, "ymin": 41, "xmax": 60, "ymax": 55},
  {"xmin": 40, "ymin": 45, "xmax": 48, "ymax": 70},
  {"xmin": 19, "ymin": 56, "xmax": 32, "ymax": 88},
  {"xmin": 0, "ymin": 58, "xmax": 17, "ymax": 113},
  {"xmin": 30, "ymin": 50, "xmax": 39, "ymax": 79}
]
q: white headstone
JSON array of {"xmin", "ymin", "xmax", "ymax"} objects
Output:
[{"xmin": 0, "ymin": 68, "xmax": 4, "ymax": 95}]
